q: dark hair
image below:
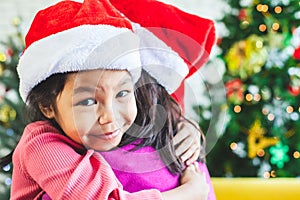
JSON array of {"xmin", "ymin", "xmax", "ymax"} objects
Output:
[
  {"xmin": 0, "ymin": 73, "xmax": 68, "ymax": 168},
  {"xmin": 120, "ymin": 70, "xmax": 206, "ymax": 174}
]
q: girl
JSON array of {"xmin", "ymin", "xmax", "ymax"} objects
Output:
[
  {"xmin": 6, "ymin": 0, "xmax": 216, "ymax": 199},
  {"xmin": 12, "ymin": 69, "xmax": 207, "ymax": 199}
]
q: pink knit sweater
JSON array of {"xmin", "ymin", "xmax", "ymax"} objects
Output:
[{"xmin": 11, "ymin": 121, "xmax": 162, "ymax": 199}]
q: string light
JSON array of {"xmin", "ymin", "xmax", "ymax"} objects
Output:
[
  {"xmin": 253, "ymin": 94, "xmax": 261, "ymax": 101},
  {"xmin": 270, "ymin": 170, "xmax": 276, "ymax": 177},
  {"xmin": 234, "ymin": 105, "xmax": 242, "ymax": 113},
  {"xmin": 261, "ymin": 5, "xmax": 268, "ymax": 12},
  {"xmin": 241, "ymin": 20, "xmax": 250, "ymax": 29},
  {"xmin": 257, "ymin": 149, "xmax": 265, "ymax": 157},
  {"xmin": 4, "ymin": 178, "xmax": 12, "ymax": 186},
  {"xmin": 2, "ymin": 164, "xmax": 10, "ymax": 172},
  {"xmin": 274, "ymin": 6, "xmax": 282, "ymax": 14},
  {"xmin": 257, "ymin": 4, "xmax": 269, "ymax": 13},
  {"xmin": 245, "ymin": 93, "xmax": 253, "ymax": 101},
  {"xmin": 256, "ymin": 40, "xmax": 263, "ymax": 48},
  {"xmin": 256, "ymin": 4, "xmax": 263, "ymax": 12},
  {"xmin": 259, "ymin": 24, "xmax": 267, "ymax": 32},
  {"xmin": 230, "ymin": 142, "xmax": 238, "ymax": 150},
  {"xmin": 267, "ymin": 113, "xmax": 275, "ymax": 121},
  {"xmin": 262, "ymin": 108, "xmax": 268, "ymax": 115},
  {"xmin": 293, "ymin": 151, "xmax": 300, "ymax": 159},
  {"xmin": 286, "ymin": 106, "xmax": 294, "ymax": 113},
  {"xmin": 263, "ymin": 171, "xmax": 270, "ymax": 179},
  {"xmin": 272, "ymin": 22, "xmax": 280, "ymax": 31}
]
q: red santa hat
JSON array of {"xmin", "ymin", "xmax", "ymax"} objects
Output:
[
  {"xmin": 18, "ymin": 0, "xmax": 143, "ymax": 102},
  {"xmin": 110, "ymin": 0, "xmax": 216, "ymax": 109},
  {"xmin": 17, "ymin": 0, "xmax": 216, "ymax": 104}
]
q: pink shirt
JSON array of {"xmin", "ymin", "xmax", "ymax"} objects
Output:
[
  {"xmin": 101, "ymin": 143, "xmax": 216, "ymax": 199},
  {"xmin": 11, "ymin": 121, "xmax": 162, "ymax": 199}
]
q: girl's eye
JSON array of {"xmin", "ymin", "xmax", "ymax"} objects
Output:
[
  {"xmin": 76, "ymin": 98, "xmax": 96, "ymax": 106},
  {"xmin": 116, "ymin": 90, "xmax": 129, "ymax": 98}
]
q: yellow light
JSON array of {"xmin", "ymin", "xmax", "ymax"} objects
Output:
[
  {"xmin": 0, "ymin": 53, "xmax": 6, "ymax": 62},
  {"xmin": 245, "ymin": 94, "xmax": 253, "ymax": 101},
  {"xmin": 234, "ymin": 105, "xmax": 242, "ymax": 113},
  {"xmin": 270, "ymin": 170, "xmax": 276, "ymax": 177},
  {"xmin": 256, "ymin": 4, "xmax": 263, "ymax": 12},
  {"xmin": 241, "ymin": 20, "xmax": 250, "ymax": 28},
  {"xmin": 286, "ymin": 106, "xmax": 294, "ymax": 113},
  {"xmin": 267, "ymin": 113, "xmax": 275, "ymax": 121},
  {"xmin": 0, "ymin": 64, "xmax": 3, "ymax": 76},
  {"xmin": 12, "ymin": 17, "xmax": 21, "ymax": 26},
  {"xmin": 293, "ymin": 151, "xmax": 300, "ymax": 159},
  {"xmin": 262, "ymin": 5, "xmax": 269, "ymax": 12},
  {"xmin": 274, "ymin": 6, "xmax": 282, "ymax": 14},
  {"xmin": 272, "ymin": 23, "xmax": 280, "ymax": 31},
  {"xmin": 230, "ymin": 142, "xmax": 238, "ymax": 150},
  {"xmin": 259, "ymin": 24, "xmax": 267, "ymax": 32},
  {"xmin": 256, "ymin": 40, "xmax": 263, "ymax": 48}
]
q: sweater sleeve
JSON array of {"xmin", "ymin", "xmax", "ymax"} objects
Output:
[{"xmin": 14, "ymin": 122, "xmax": 162, "ymax": 200}]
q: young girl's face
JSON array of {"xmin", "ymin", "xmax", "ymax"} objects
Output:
[{"xmin": 51, "ymin": 69, "xmax": 137, "ymax": 151}]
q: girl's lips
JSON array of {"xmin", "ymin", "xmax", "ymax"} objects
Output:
[{"xmin": 92, "ymin": 130, "xmax": 121, "ymax": 140}]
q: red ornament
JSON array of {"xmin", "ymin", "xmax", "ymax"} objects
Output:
[
  {"xmin": 288, "ymin": 85, "xmax": 300, "ymax": 96},
  {"xmin": 7, "ymin": 48, "xmax": 13, "ymax": 57},
  {"xmin": 225, "ymin": 78, "xmax": 244, "ymax": 103},
  {"xmin": 216, "ymin": 37, "xmax": 222, "ymax": 46},
  {"xmin": 293, "ymin": 47, "xmax": 300, "ymax": 60},
  {"xmin": 238, "ymin": 9, "xmax": 247, "ymax": 21}
]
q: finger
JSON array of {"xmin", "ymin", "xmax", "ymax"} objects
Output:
[
  {"xmin": 180, "ymin": 144, "xmax": 199, "ymax": 163},
  {"xmin": 173, "ymin": 122, "xmax": 188, "ymax": 145},
  {"xmin": 184, "ymin": 147, "xmax": 200, "ymax": 166},
  {"xmin": 175, "ymin": 137, "xmax": 196, "ymax": 157},
  {"xmin": 174, "ymin": 120, "xmax": 200, "ymax": 145},
  {"xmin": 175, "ymin": 135, "xmax": 196, "ymax": 157}
]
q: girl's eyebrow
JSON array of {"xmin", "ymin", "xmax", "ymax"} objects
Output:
[
  {"xmin": 74, "ymin": 77, "xmax": 132, "ymax": 94},
  {"xmin": 74, "ymin": 86, "xmax": 95, "ymax": 94},
  {"xmin": 118, "ymin": 77, "xmax": 132, "ymax": 86}
]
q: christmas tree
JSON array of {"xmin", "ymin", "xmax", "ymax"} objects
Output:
[
  {"xmin": 0, "ymin": 17, "xmax": 26, "ymax": 198},
  {"xmin": 198, "ymin": 0, "xmax": 300, "ymax": 178}
]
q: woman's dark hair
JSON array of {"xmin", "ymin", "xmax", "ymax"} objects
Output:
[
  {"xmin": 0, "ymin": 73, "xmax": 68, "ymax": 168},
  {"xmin": 120, "ymin": 70, "xmax": 206, "ymax": 174}
]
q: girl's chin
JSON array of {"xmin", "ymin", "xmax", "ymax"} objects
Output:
[{"xmin": 84, "ymin": 135, "xmax": 123, "ymax": 151}]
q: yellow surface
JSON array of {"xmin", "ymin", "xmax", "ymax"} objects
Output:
[{"xmin": 211, "ymin": 178, "xmax": 300, "ymax": 200}]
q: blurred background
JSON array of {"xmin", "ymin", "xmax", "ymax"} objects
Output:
[{"xmin": 0, "ymin": 0, "xmax": 299, "ymax": 198}]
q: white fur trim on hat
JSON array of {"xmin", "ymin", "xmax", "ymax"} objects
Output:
[
  {"xmin": 131, "ymin": 22, "xmax": 189, "ymax": 94},
  {"xmin": 17, "ymin": 25, "xmax": 141, "ymax": 102}
]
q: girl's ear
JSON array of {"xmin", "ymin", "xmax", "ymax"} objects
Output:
[{"xmin": 38, "ymin": 103, "xmax": 55, "ymax": 119}]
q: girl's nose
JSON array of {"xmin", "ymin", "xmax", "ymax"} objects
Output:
[{"xmin": 98, "ymin": 105, "xmax": 115, "ymax": 125}]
